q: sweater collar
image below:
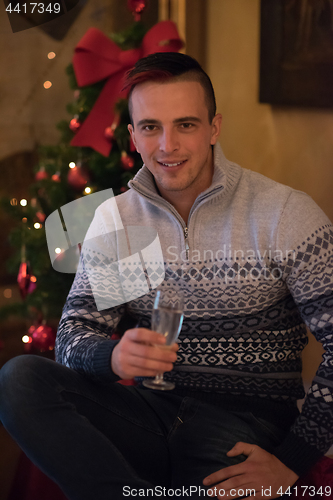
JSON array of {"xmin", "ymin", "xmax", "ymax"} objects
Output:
[{"xmin": 128, "ymin": 142, "xmax": 229, "ymax": 200}]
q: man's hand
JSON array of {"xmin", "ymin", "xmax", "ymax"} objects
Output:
[
  {"xmin": 111, "ymin": 327, "xmax": 179, "ymax": 379},
  {"xmin": 203, "ymin": 442, "xmax": 299, "ymax": 499}
]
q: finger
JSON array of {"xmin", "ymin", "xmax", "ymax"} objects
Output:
[
  {"xmin": 126, "ymin": 342, "xmax": 178, "ymax": 364},
  {"xmin": 127, "ymin": 353, "xmax": 176, "ymax": 373},
  {"xmin": 227, "ymin": 441, "xmax": 257, "ymax": 457},
  {"xmin": 170, "ymin": 342, "xmax": 179, "ymax": 352},
  {"xmin": 118, "ymin": 355, "xmax": 176, "ymax": 378},
  {"xmin": 126, "ymin": 328, "xmax": 167, "ymax": 346},
  {"xmin": 128, "ymin": 329, "xmax": 179, "ymax": 352}
]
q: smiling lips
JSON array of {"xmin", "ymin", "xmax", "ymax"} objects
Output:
[{"xmin": 157, "ymin": 160, "xmax": 187, "ymax": 167}]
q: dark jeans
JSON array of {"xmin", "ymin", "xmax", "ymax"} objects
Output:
[{"xmin": 0, "ymin": 355, "xmax": 288, "ymax": 500}]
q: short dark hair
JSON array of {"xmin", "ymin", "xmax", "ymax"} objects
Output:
[{"xmin": 124, "ymin": 52, "xmax": 217, "ymax": 124}]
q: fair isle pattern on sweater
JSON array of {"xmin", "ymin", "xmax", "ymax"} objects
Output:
[{"xmin": 55, "ymin": 144, "xmax": 333, "ymax": 476}]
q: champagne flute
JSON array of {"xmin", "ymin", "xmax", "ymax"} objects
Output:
[{"xmin": 143, "ymin": 289, "xmax": 184, "ymax": 391}]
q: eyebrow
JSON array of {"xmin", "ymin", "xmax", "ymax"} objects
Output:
[{"xmin": 136, "ymin": 116, "xmax": 202, "ymax": 127}]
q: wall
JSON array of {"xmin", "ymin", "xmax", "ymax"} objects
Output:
[
  {"xmin": 206, "ymin": 0, "xmax": 333, "ymax": 222},
  {"xmin": 206, "ymin": 0, "xmax": 333, "ymax": 381}
]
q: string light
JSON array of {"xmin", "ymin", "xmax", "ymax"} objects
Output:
[
  {"xmin": 20, "ymin": 199, "xmax": 27, "ymax": 206},
  {"xmin": 22, "ymin": 335, "xmax": 31, "ymax": 344},
  {"xmin": 43, "ymin": 81, "xmax": 52, "ymax": 89},
  {"xmin": 69, "ymin": 162, "xmax": 76, "ymax": 169},
  {"xmin": 22, "ymin": 217, "xmax": 28, "ymax": 223},
  {"xmin": 55, "ymin": 248, "xmax": 62, "ymax": 254},
  {"xmin": 84, "ymin": 187, "xmax": 92, "ymax": 194},
  {"xmin": 34, "ymin": 222, "xmax": 42, "ymax": 229},
  {"xmin": 10, "ymin": 198, "xmax": 17, "ymax": 206},
  {"xmin": 48, "ymin": 52, "xmax": 56, "ymax": 59},
  {"xmin": 30, "ymin": 276, "xmax": 37, "ymax": 283}
]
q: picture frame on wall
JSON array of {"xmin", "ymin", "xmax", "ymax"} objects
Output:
[{"xmin": 260, "ymin": 0, "xmax": 333, "ymax": 107}]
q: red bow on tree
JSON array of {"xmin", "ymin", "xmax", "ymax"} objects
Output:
[{"xmin": 71, "ymin": 21, "xmax": 184, "ymax": 156}]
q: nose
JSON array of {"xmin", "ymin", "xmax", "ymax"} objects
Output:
[{"xmin": 159, "ymin": 128, "xmax": 179, "ymax": 154}]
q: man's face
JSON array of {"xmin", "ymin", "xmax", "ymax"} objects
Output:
[{"xmin": 128, "ymin": 79, "xmax": 222, "ymax": 202}]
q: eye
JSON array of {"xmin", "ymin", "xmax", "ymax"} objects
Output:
[
  {"xmin": 180, "ymin": 123, "xmax": 194, "ymax": 129},
  {"xmin": 143, "ymin": 125, "xmax": 158, "ymax": 132}
]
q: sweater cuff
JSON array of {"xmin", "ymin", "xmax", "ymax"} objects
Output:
[
  {"xmin": 273, "ymin": 431, "xmax": 323, "ymax": 477},
  {"xmin": 92, "ymin": 339, "xmax": 121, "ymax": 382}
]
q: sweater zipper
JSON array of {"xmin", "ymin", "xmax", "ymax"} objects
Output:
[
  {"xmin": 129, "ymin": 180, "xmax": 223, "ymax": 263},
  {"xmin": 184, "ymin": 227, "xmax": 190, "ymax": 260}
]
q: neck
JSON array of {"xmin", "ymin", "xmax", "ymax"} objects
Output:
[
  {"xmin": 163, "ymin": 192, "xmax": 194, "ymax": 225},
  {"xmin": 157, "ymin": 176, "xmax": 214, "ymax": 225}
]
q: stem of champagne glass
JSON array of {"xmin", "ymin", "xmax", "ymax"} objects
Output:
[{"xmin": 155, "ymin": 373, "xmax": 164, "ymax": 384}]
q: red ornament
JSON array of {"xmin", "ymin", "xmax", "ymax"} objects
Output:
[
  {"xmin": 28, "ymin": 276, "xmax": 37, "ymax": 295},
  {"xmin": 28, "ymin": 324, "xmax": 36, "ymax": 335},
  {"xmin": 121, "ymin": 151, "xmax": 134, "ymax": 170},
  {"xmin": 104, "ymin": 126, "xmax": 115, "ymax": 142},
  {"xmin": 17, "ymin": 262, "xmax": 30, "ymax": 296},
  {"xmin": 127, "ymin": 0, "xmax": 147, "ymax": 21},
  {"xmin": 67, "ymin": 164, "xmax": 90, "ymax": 191},
  {"xmin": 105, "ymin": 114, "xmax": 120, "ymax": 142},
  {"xmin": 30, "ymin": 324, "xmax": 56, "ymax": 351},
  {"xmin": 51, "ymin": 172, "xmax": 61, "ymax": 182},
  {"xmin": 35, "ymin": 167, "xmax": 49, "ymax": 181},
  {"xmin": 17, "ymin": 262, "xmax": 37, "ymax": 299},
  {"xmin": 69, "ymin": 116, "xmax": 81, "ymax": 133},
  {"xmin": 36, "ymin": 211, "xmax": 46, "ymax": 223}
]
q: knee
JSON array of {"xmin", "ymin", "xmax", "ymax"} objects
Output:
[
  {"xmin": 0, "ymin": 355, "xmax": 41, "ymax": 389},
  {"xmin": 0, "ymin": 355, "xmax": 49, "ymax": 421}
]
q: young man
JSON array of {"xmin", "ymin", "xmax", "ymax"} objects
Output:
[{"xmin": 0, "ymin": 53, "xmax": 332, "ymax": 500}]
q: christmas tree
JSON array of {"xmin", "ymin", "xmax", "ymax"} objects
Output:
[{"xmin": 0, "ymin": 1, "xmax": 183, "ymax": 353}]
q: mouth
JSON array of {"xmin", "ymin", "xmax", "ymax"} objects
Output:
[{"xmin": 157, "ymin": 160, "xmax": 187, "ymax": 168}]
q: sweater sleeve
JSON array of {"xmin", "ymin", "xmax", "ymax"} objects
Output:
[
  {"xmin": 55, "ymin": 206, "xmax": 126, "ymax": 382},
  {"xmin": 272, "ymin": 191, "xmax": 333, "ymax": 476}
]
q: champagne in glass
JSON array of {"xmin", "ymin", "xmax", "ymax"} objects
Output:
[{"xmin": 143, "ymin": 289, "xmax": 183, "ymax": 390}]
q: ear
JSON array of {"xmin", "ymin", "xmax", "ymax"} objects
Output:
[
  {"xmin": 210, "ymin": 113, "xmax": 222, "ymax": 145},
  {"xmin": 128, "ymin": 124, "xmax": 139, "ymax": 153}
]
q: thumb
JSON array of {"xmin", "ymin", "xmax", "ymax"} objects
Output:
[{"xmin": 226, "ymin": 441, "xmax": 256, "ymax": 457}]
